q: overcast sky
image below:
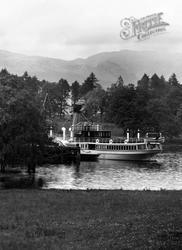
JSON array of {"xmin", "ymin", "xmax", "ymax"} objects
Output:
[{"xmin": 0, "ymin": 0, "xmax": 181, "ymax": 60}]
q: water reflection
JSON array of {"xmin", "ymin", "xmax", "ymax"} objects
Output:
[
  {"xmin": 34, "ymin": 152, "xmax": 182, "ymax": 190},
  {"xmin": 0, "ymin": 173, "xmax": 44, "ymax": 189},
  {"xmin": 1, "ymin": 151, "xmax": 182, "ymax": 190}
]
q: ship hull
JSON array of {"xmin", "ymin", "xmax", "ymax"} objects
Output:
[
  {"xmin": 80, "ymin": 150, "xmax": 100, "ymax": 161},
  {"xmin": 59, "ymin": 140, "xmax": 162, "ymax": 161},
  {"xmin": 96, "ymin": 149, "xmax": 161, "ymax": 161}
]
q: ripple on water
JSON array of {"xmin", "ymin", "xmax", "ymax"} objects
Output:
[{"xmin": 34, "ymin": 152, "xmax": 182, "ymax": 190}]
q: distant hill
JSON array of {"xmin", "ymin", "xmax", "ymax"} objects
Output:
[{"xmin": 0, "ymin": 49, "xmax": 182, "ymax": 88}]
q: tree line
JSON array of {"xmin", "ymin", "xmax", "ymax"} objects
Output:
[
  {"xmin": 47, "ymin": 71, "xmax": 181, "ymax": 138},
  {"xmin": 41, "ymin": 71, "xmax": 182, "ymax": 140},
  {"xmin": 104, "ymin": 73, "xmax": 182, "ymax": 137},
  {"xmin": 0, "ymin": 68, "xmax": 182, "ymax": 171}
]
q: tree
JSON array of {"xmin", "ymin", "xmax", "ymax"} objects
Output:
[
  {"xmin": 80, "ymin": 72, "xmax": 98, "ymax": 96},
  {"xmin": 176, "ymin": 104, "xmax": 182, "ymax": 123},
  {"xmin": 168, "ymin": 73, "xmax": 180, "ymax": 86},
  {"xmin": 40, "ymin": 82, "xmax": 56, "ymax": 119},
  {"xmin": 116, "ymin": 75, "xmax": 124, "ymax": 87},
  {"xmin": 84, "ymin": 86, "xmax": 107, "ymax": 121},
  {"xmin": 46, "ymin": 79, "xmax": 70, "ymax": 118},
  {"xmin": 105, "ymin": 84, "xmax": 138, "ymax": 131},
  {"xmin": 57, "ymin": 79, "xmax": 70, "ymax": 116},
  {"xmin": 150, "ymin": 73, "xmax": 161, "ymax": 89},
  {"xmin": 38, "ymin": 78, "xmax": 71, "ymax": 119},
  {"xmin": 166, "ymin": 86, "xmax": 182, "ymax": 115},
  {"xmin": 71, "ymin": 81, "xmax": 80, "ymax": 104},
  {"xmin": 137, "ymin": 74, "xmax": 149, "ymax": 89},
  {"xmin": 149, "ymin": 73, "xmax": 169, "ymax": 97},
  {"xmin": 146, "ymin": 98, "xmax": 180, "ymax": 136},
  {"xmin": 0, "ymin": 73, "xmax": 48, "ymax": 172}
]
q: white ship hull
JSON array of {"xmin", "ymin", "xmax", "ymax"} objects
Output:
[
  {"xmin": 59, "ymin": 104, "xmax": 164, "ymax": 162},
  {"xmin": 58, "ymin": 139, "xmax": 162, "ymax": 161},
  {"xmin": 96, "ymin": 149, "xmax": 161, "ymax": 161},
  {"xmin": 81, "ymin": 150, "xmax": 100, "ymax": 160}
]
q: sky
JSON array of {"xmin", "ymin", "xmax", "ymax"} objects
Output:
[{"xmin": 0, "ymin": 0, "xmax": 181, "ymax": 60}]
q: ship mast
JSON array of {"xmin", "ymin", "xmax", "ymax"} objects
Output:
[{"xmin": 71, "ymin": 99, "xmax": 86, "ymax": 141}]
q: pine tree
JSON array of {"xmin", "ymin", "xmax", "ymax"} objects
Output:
[
  {"xmin": 80, "ymin": 72, "xmax": 98, "ymax": 96},
  {"xmin": 168, "ymin": 73, "xmax": 180, "ymax": 86},
  {"xmin": 71, "ymin": 81, "xmax": 80, "ymax": 104},
  {"xmin": 137, "ymin": 74, "xmax": 149, "ymax": 89},
  {"xmin": 116, "ymin": 75, "xmax": 124, "ymax": 87}
]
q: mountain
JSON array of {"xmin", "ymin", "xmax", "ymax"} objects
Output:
[{"xmin": 0, "ymin": 49, "xmax": 182, "ymax": 88}]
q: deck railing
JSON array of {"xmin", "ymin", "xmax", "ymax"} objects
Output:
[{"xmin": 73, "ymin": 137, "xmax": 145, "ymax": 143}]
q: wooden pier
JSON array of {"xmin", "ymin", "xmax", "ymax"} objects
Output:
[
  {"xmin": 40, "ymin": 144, "xmax": 80, "ymax": 165},
  {"xmin": 0, "ymin": 142, "xmax": 80, "ymax": 174}
]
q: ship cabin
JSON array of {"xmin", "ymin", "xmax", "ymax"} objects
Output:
[
  {"xmin": 72, "ymin": 123, "xmax": 161, "ymax": 152},
  {"xmin": 73, "ymin": 123, "xmax": 111, "ymax": 143},
  {"xmin": 78, "ymin": 142, "xmax": 161, "ymax": 151}
]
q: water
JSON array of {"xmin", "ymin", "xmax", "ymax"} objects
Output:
[
  {"xmin": 1, "ymin": 149, "xmax": 182, "ymax": 190},
  {"xmin": 34, "ymin": 151, "xmax": 182, "ymax": 190}
]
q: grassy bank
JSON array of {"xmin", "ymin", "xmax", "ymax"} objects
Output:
[{"xmin": 0, "ymin": 190, "xmax": 182, "ymax": 249}]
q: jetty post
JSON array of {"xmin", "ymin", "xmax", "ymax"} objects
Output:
[
  {"xmin": 137, "ymin": 129, "xmax": 140, "ymax": 141},
  {"xmin": 126, "ymin": 129, "xmax": 130, "ymax": 142},
  {"xmin": 49, "ymin": 126, "xmax": 53, "ymax": 137},
  {"xmin": 62, "ymin": 127, "xmax": 66, "ymax": 141},
  {"xmin": 69, "ymin": 127, "xmax": 74, "ymax": 141}
]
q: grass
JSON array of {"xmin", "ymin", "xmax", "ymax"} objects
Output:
[{"xmin": 0, "ymin": 190, "xmax": 182, "ymax": 249}]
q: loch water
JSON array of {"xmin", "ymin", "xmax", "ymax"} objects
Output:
[{"xmin": 1, "ymin": 146, "xmax": 182, "ymax": 190}]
